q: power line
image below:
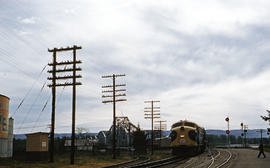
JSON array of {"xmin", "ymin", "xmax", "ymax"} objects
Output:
[
  {"xmin": 32, "ymin": 85, "xmax": 67, "ymax": 133},
  {"xmin": 11, "ymin": 64, "xmax": 48, "ymax": 117},
  {"xmin": 14, "ymin": 125, "xmax": 49, "ymax": 130},
  {"xmin": 16, "ymin": 80, "xmax": 48, "ymax": 129},
  {"xmin": 30, "ymin": 95, "xmax": 51, "ymax": 133}
]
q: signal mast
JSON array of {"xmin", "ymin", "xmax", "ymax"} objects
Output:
[{"xmin": 225, "ymin": 117, "xmax": 230, "ymax": 148}]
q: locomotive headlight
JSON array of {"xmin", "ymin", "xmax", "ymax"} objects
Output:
[
  {"xmin": 180, "ymin": 135, "xmax": 185, "ymax": 138},
  {"xmin": 170, "ymin": 130, "xmax": 177, "ymax": 142},
  {"xmin": 188, "ymin": 130, "xmax": 197, "ymax": 141}
]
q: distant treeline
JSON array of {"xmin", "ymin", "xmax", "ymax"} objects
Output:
[{"xmin": 207, "ymin": 134, "xmax": 270, "ymax": 146}]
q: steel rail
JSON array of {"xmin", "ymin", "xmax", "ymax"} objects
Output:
[
  {"xmin": 128, "ymin": 156, "xmax": 183, "ymax": 168},
  {"xmin": 216, "ymin": 149, "xmax": 232, "ymax": 168},
  {"xmin": 101, "ymin": 157, "xmax": 150, "ymax": 168}
]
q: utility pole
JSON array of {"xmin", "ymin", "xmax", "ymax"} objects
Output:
[
  {"xmin": 144, "ymin": 100, "xmax": 160, "ymax": 155},
  {"xmin": 241, "ymin": 122, "xmax": 244, "ymax": 147},
  {"xmin": 48, "ymin": 45, "xmax": 82, "ymax": 164},
  {"xmin": 128, "ymin": 123, "xmax": 131, "ymax": 149},
  {"xmin": 244, "ymin": 125, "xmax": 248, "ymax": 148},
  {"xmin": 102, "ymin": 74, "xmax": 126, "ymax": 159},
  {"xmin": 154, "ymin": 120, "xmax": 166, "ymax": 148}
]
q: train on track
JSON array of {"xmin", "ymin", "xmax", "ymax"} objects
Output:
[{"xmin": 170, "ymin": 120, "xmax": 207, "ymax": 155}]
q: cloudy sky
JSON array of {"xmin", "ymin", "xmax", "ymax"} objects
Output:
[{"xmin": 1, "ymin": 0, "xmax": 270, "ymax": 134}]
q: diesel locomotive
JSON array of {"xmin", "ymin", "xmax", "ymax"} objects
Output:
[{"xmin": 170, "ymin": 120, "xmax": 206, "ymax": 155}]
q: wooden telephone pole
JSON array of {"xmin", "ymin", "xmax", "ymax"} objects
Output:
[
  {"xmin": 144, "ymin": 100, "xmax": 160, "ymax": 155},
  {"xmin": 102, "ymin": 74, "xmax": 127, "ymax": 159},
  {"xmin": 155, "ymin": 120, "xmax": 166, "ymax": 148},
  {"xmin": 48, "ymin": 45, "xmax": 82, "ymax": 164}
]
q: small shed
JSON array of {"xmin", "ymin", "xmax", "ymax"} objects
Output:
[{"xmin": 26, "ymin": 132, "xmax": 49, "ymax": 152}]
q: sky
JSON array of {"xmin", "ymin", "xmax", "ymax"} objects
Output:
[{"xmin": 1, "ymin": 0, "xmax": 270, "ymax": 134}]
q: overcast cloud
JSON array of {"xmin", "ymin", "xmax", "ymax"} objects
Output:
[{"xmin": 1, "ymin": 0, "xmax": 270, "ymax": 134}]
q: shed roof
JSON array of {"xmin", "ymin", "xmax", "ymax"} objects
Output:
[{"xmin": 25, "ymin": 132, "xmax": 49, "ymax": 136}]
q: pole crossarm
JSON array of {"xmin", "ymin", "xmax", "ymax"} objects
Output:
[
  {"xmin": 102, "ymin": 94, "xmax": 126, "ymax": 98},
  {"xmin": 102, "ymin": 84, "xmax": 126, "ymax": 88},
  {"xmin": 48, "ymin": 60, "xmax": 82, "ymax": 66},
  {"xmin": 102, "ymin": 74, "xmax": 125, "ymax": 78},
  {"xmin": 144, "ymin": 110, "xmax": 160, "ymax": 113},
  {"xmin": 48, "ymin": 75, "xmax": 82, "ymax": 80},
  {"xmin": 145, "ymin": 117, "xmax": 160, "ymax": 119},
  {"xmin": 102, "ymin": 89, "xmax": 126, "ymax": 93},
  {"xmin": 102, "ymin": 99, "xmax": 127, "ymax": 104},
  {"xmin": 144, "ymin": 107, "xmax": 160, "ymax": 109},
  {"xmin": 48, "ymin": 82, "xmax": 82, "ymax": 87},
  {"xmin": 48, "ymin": 67, "xmax": 82, "ymax": 73},
  {"xmin": 144, "ymin": 100, "xmax": 160, "ymax": 103},
  {"xmin": 144, "ymin": 113, "xmax": 160, "ymax": 115},
  {"xmin": 155, "ymin": 120, "xmax": 166, "ymax": 123},
  {"xmin": 48, "ymin": 45, "xmax": 82, "ymax": 52}
]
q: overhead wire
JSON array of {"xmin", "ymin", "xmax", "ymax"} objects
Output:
[
  {"xmin": 2, "ymin": 1, "xmax": 81, "ymax": 132},
  {"xmin": 14, "ymin": 125, "xmax": 49, "ymax": 130},
  {"xmin": 11, "ymin": 64, "xmax": 48, "ymax": 117},
  {"xmin": 16, "ymin": 80, "xmax": 48, "ymax": 130},
  {"xmin": 0, "ymin": 49, "xmax": 32, "ymax": 77},
  {"xmin": 1, "ymin": 1, "xmax": 77, "ymax": 134},
  {"xmin": 30, "ymin": 95, "xmax": 51, "ymax": 133},
  {"xmin": 30, "ymin": 78, "xmax": 68, "ymax": 133}
]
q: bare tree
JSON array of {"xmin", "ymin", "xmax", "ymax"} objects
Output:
[{"xmin": 261, "ymin": 110, "xmax": 270, "ymax": 121}]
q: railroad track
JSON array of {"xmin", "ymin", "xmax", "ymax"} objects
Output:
[
  {"xmin": 101, "ymin": 156, "xmax": 186, "ymax": 168},
  {"xmin": 199, "ymin": 149, "xmax": 232, "ymax": 168},
  {"xmin": 208, "ymin": 149, "xmax": 232, "ymax": 168},
  {"xmin": 129, "ymin": 156, "xmax": 186, "ymax": 168},
  {"xmin": 178, "ymin": 148, "xmax": 232, "ymax": 168},
  {"xmin": 101, "ymin": 149, "xmax": 232, "ymax": 168},
  {"xmin": 101, "ymin": 157, "xmax": 151, "ymax": 168}
]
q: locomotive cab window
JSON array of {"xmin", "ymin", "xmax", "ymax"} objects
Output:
[{"xmin": 172, "ymin": 122, "xmax": 182, "ymax": 128}]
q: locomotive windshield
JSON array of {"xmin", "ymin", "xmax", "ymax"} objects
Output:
[
  {"xmin": 171, "ymin": 122, "xmax": 183, "ymax": 128},
  {"xmin": 184, "ymin": 122, "xmax": 195, "ymax": 128}
]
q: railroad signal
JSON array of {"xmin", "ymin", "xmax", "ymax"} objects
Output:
[{"xmin": 225, "ymin": 116, "xmax": 230, "ymax": 147}]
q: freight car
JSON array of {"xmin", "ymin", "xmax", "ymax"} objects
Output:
[{"xmin": 170, "ymin": 120, "xmax": 206, "ymax": 155}]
